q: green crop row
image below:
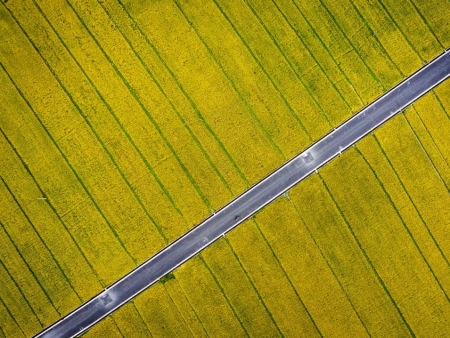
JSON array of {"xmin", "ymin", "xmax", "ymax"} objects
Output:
[{"xmin": 1, "ymin": 0, "xmax": 450, "ymax": 336}]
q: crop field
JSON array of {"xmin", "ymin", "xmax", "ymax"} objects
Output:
[{"xmin": 1, "ymin": 0, "xmax": 450, "ymax": 336}]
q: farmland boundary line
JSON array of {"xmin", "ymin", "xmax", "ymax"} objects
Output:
[
  {"xmin": 373, "ymin": 132, "xmax": 450, "ymax": 266},
  {"xmin": 0, "ymin": 130, "xmax": 84, "ymax": 304},
  {"xmin": 64, "ymin": 0, "xmax": 213, "ymax": 211},
  {"xmin": 222, "ymin": 236, "xmax": 284, "ymax": 337},
  {"xmin": 350, "ymin": 0, "xmax": 450, "ymax": 265},
  {"xmin": 405, "ymin": 106, "xmax": 450, "ymax": 193},
  {"xmin": 347, "ymin": 0, "xmax": 450, "ymax": 287},
  {"xmin": 34, "ymin": 42, "xmax": 450, "ymax": 338},
  {"xmin": 173, "ymin": 3, "xmax": 321, "ymax": 328},
  {"xmin": 173, "ymin": 0, "xmax": 286, "ymax": 160},
  {"xmin": 289, "ymin": 0, "xmax": 364, "ymax": 106},
  {"xmin": 0, "ymin": 259, "xmax": 44, "ymax": 328},
  {"xmin": 114, "ymin": 0, "xmax": 249, "ymax": 188},
  {"xmin": 0, "ymin": 297, "xmax": 27, "ymax": 337},
  {"xmin": 0, "ymin": 176, "xmax": 67, "ymax": 317},
  {"xmin": 270, "ymin": 0, "xmax": 357, "ymax": 113},
  {"xmin": 356, "ymin": 146, "xmax": 450, "ymax": 302},
  {"xmin": 95, "ymin": 0, "xmax": 233, "ymax": 195},
  {"xmin": 408, "ymin": 0, "xmax": 444, "ymax": 49},
  {"xmin": 161, "ymin": 284, "xmax": 197, "ymax": 338},
  {"xmin": 165, "ymin": 282, "xmax": 209, "ymax": 337},
  {"xmin": 288, "ymin": 200, "xmax": 371, "ymax": 335},
  {"xmin": 317, "ymin": 173, "xmax": 414, "ymax": 335},
  {"xmin": 29, "ymin": 0, "xmax": 178, "ymax": 243},
  {"xmin": 212, "ymin": 0, "xmax": 324, "ymax": 136},
  {"xmin": 0, "ymin": 63, "xmax": 115, "ymax": 290},
  {"xmin": 170, "ymin": 2, "xmax": 310, "ymax": 331},
  {"xmin": 0, "ymin": 219, "xmax": 63, "ymax": 316},
  {"xmin": 1, "ymin": 5, "xmax": 138, "ymax": 264}
]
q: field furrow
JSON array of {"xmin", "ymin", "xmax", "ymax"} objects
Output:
[{"xmin": 1, "ymin": 0, "xmax": 450, "ymax": 336}]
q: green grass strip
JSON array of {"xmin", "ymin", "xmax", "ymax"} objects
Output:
[
  {"xmin": 372, "ymin": 134, "xmax": 450, "ymax": 270},
  {"xmin": 356, "ymin": 145, "xmax": 450, "ymax": 303},
  {"xmin": 408, "ymin": 0, "xmax": 444, "ymax": 49},
  {"xmin": 289, "ymin": 199, "xmax": 371, "ymax": 336},
  {"xmin": 0, "ymin": 63, "xmax": 111, "ymax": 289},
  {"xmin": 251, "ymin": 218, "xmax": 323, "ymax": 337},
  {"xmin": 290, "ymin": 0, "xmax": 363, "ymax": 106},
  {"xmin": 0, "ymin": 297, "xmax": 26, "ymax": 338},
  {"xmin": 0, "ymin": 258, "xmax": 44, "ymax": 328},
  {"xmin": 223, "ymin": 236, "xmax": 284, "ymax": 337},
  {"xmin": 244, "ymin": 0, "xmax": 335, "ymax": 128},
  {"xmin": 65, "ymin": 0, "xmax": 212, "ymax": 211},
  {"xmin": 271, "ymin": 0, "xmax": 356, "ymax": 114},
  {"xmin": 2, "ymin": 5, "xmax": 137, "ymax": 264},
  {"xmin": 198, "ymin": 254, "xmax": 251, "ymax": 337},
  {"xmin": 173, "ymin": 0, "xmax": 285, "ymax": 160},
  {"xmin": 97, "ymin": 0, "xmax": 232, "ymax": 195},
  {"xmin": 318, "ymin": 173, "xmax": 415, "ymax": 337},
  {"xmin": 114, "ymin": 0, "xmax": 249, "ymax": 187},
  {"xmin": 212, "ymin": 0, "xmax": 320, "ymax": 137},
  {"xmin": 0, "ymin": 178, "xmax": 66, "ymax": 316}
]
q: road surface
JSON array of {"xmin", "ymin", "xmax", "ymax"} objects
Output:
[{"xmin": 35, "ymin": 49, "xmax": 450, "ymax": 338}]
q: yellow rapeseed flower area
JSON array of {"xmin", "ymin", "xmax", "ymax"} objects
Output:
[
  {"xmin": 106, "ymin": 302, "xmax": 156, "ymax": 338},
  {"xmin": 174, "ymin": 257, "xmax": 247, "ymax": 337},
  {"xmin": 250, "ymin": 197, "xmax": 369, "ymax": 337},
  {"xmin": 200, "ymin": 238, "xmax": 281, "ymax": 337},
  {"xmin": 82, "ymin": 317, "xmax": 123, "ymax": 338},
  {"xmin": 319, "ymin": 145, "xmax": 450, "ymax": 336},
  {"xmin": 1, "ymin": 0, "xmax": 450, "ymax": 336},
  {"xmin": 163, "ymin": 279, "xmax": 208, "ymax": 338}
]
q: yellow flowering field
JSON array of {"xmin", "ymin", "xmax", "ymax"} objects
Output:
[
  {"xmin": 290, "ymin": 173, "xmax": 410, "ymax": 336},
  {"xmin": 1, "ymin": 0, "xmax": 450, "ymax": 336},
  {"xmin": 250, "ymin": 197, "xmax": 370, "ymax": 337},
  {"xmin": 319, "ymin": 146, "xmax": 450, "ymax": 336}
]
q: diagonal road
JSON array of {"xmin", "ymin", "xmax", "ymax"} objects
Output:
[{"xmin": 35, "ymin": 49, "xmax": 450, "ymax": 338}]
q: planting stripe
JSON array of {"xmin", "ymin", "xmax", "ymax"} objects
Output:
[{"xmin": 34, "ymin": 47, "xmax": 450, "ymax": 338}]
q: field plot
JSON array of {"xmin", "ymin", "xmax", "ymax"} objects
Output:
[{"xmin": 1, "ymin": 0, "xmax": 450, "ymax": 337}]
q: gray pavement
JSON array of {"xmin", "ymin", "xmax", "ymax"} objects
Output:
[{"xmin": 35, "ymin": 49, "xmax": 450, "ymax": 338}]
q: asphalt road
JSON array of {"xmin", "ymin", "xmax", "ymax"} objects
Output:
[{"xmin": 35, "ymin": 49, "xmax": 450, "ymax": 338}]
